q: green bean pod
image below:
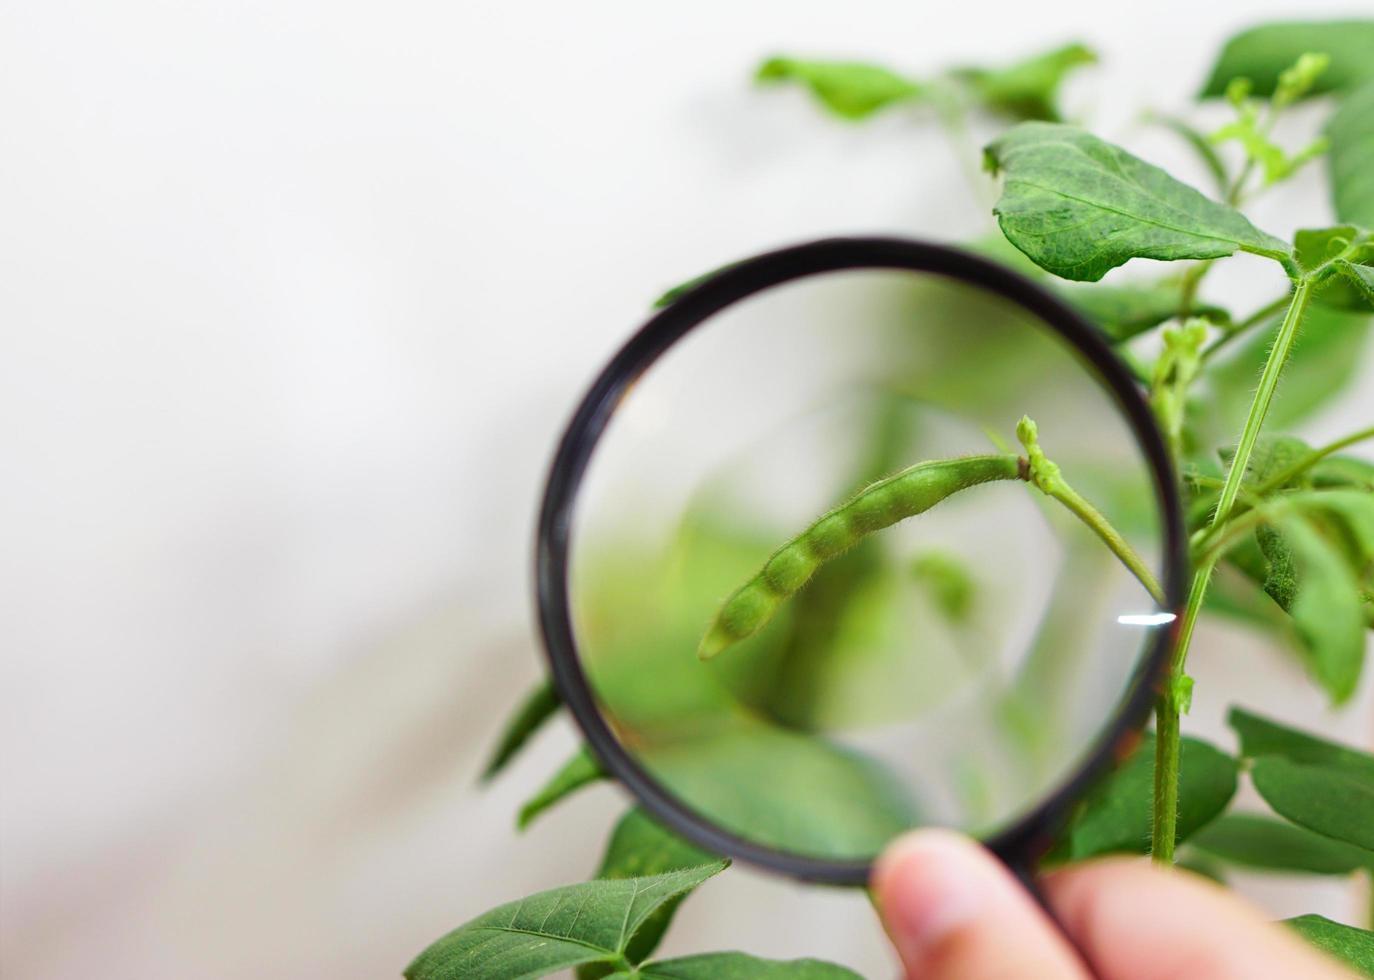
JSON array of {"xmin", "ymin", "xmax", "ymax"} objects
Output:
[{"xmin": 697, "ymin": 453, "xmax": 1025, "ymax": 660}]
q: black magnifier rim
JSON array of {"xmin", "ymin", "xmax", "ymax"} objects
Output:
[{"xmin": 535, "ymin": 236, "xmax": 1186, "ymax": 886}]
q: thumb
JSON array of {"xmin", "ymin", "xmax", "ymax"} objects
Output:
[
  {"xmin": 1045, "ymin": 856, "xmax": 1357, "ymax": 980},
  {"xmin": 871, "ymin": 829, "xmax": 1089, "ymax": 979}
]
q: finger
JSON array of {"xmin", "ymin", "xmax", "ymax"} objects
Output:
[
  {"xmin": 1046, "ymin": 856, "xmax": 1356, "ymax": 980},
  {"xmin": 871, "ymin": 829, "xmax": 1090, "ymax": 980}
]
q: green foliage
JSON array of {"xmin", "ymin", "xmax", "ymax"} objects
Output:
[
  {"xmin": 1211, "ymin": 61, "xmax": 1332, "ymax": 188},
  {"xmin": 1297, "ymin": 226, "xmax": 1373, "ymax": 311},
  {"xmin": 455, "ymin": 26, "xmax": 1374, "ymax": 978},
  {"xmin": 1060, "ymin": 733, "xmax": 1238, "ymax": 859},
  {"xmin": 1273, "ymin": 513, "xmax": 1366, "ymax": 701},
  {"xmin": 608, "ymin": 954, "xmax": 863, "ymax": 979},
  {"xmin": 1251, "ymin": 756, "xmax": 1374, "ymax": 851},
  {"xmin": 638, "ymin": 723, "xmax": 921, "ymax": 860},
  {"xmin": 482, "ymin": 680, "xmax": 560, "ymax": 781},
  {"xmin": 1229, "ymin": 707, "xmax": 1374, "ymax": 778},
  {"xmin": 518, "ymin": 746, "xmax": 606, "ymax": 829},
  {"xmin": 587, "ymin": 810, "xmax": 717, "ymax": 970},
  {"xmin": 909, "ymin": 551, "xmax": 975, "ymax": 621},
  {"xmin": 984, "ymin": 123, "xmax": 1290, "ymax": 281},
  {"xmin": 954, "ymin": 42, "xmax": 1096, "ymax": 122},
  {"xmin": 405, "ymin": 864, "xmax": 728, "ymax": 980},
  {"xmin": 1285, "ymin": 916, "xmax": 1374, "ymax": 978},
  {"xmin": 1327, "ymin": 80, "xmax": 1374, "ymax": 228},
  {"xmin": 756, "ymin": 58, "xmax": 924, "ymax": 120},
  {"xmin": 1190, "ymin": 813, "xmax": 1374, "ymax": 874},
  {"xmin": 1199, "ymin": 21, "xmax": 1374, "ymax": 99}
]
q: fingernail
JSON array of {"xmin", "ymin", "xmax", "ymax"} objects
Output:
[{"xmin": 872, "ymin": 830, "xmax": 985, "ymax": 966}]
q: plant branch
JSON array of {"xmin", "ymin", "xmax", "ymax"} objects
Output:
[
  {"xmin": 1151, "ymin": 275, "xmax": 1315, "ymax": 864},
  {"xmin": 1017, "ymin": 416, "xmax": 1166, "ymax": 605}
]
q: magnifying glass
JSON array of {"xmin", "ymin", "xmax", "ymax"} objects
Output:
[{"xmin": 535, "ymin": 237, "xmax": 1185, "ymax": 889}]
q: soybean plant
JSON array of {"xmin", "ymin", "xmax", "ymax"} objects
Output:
[{"xmin": 416, "ymin": 21, "xmax": 1374, "ymax": 980}]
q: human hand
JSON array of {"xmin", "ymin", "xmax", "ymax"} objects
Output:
[{"xmin": 872, "ymin": 829, "xmax": 1356, "ymax": 979}]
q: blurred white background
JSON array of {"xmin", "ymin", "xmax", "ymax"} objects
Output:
[{"xmin": 2, "ymin": 1, "xmax": 1371, "ymax": 976}]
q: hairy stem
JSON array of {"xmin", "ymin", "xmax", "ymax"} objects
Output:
[
  {"xmin": 1151, "ymin": 276, "xmax": 1315, "ymax": 863},
  {"xmin": 1017, "ymin": 416, "xmax": 1165, "ymax": 605},
  {"xmin": 1201, "ymin": 293, "xmax": 1291, "ymax": 361}
]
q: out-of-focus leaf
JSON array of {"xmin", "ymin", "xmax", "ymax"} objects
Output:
[
  {"xmin": 1285, "ymin": 915, "xmax": 1374, "ymax": 977},
  {"xmin": 1290, "ymin": 489, "xmax": 1374, "ymax": 565},
  {"xmin": 404, "ymin": 863, "xmax": 728, "ymax": 980},
  {"xmin": 1229, "ymin": 707, "xmax": 1374, "ymax": 778},
  {"xmin": 653, "ymin": 264, "xmax": 737, "ymax": 309},
  {"xmin": 910, "ymin": 551, "xmax": 976, "ymax": 621},
  {"xmin": 1312, "ymin": 454, "xmax": 1374, "ymax": 491},
  {"xmin": 518, "ymin": 746, "xmax": 606, "ymax": 829},
  {"xmin": 1191, "ymin": 813, "xmax": 1374, "ymax": 874},
  {"xmin": 756, "ymin": 57, "xmax": 925, "ymax": 120},
  {"xmin": 1199, "ymin": 21, "xmax": 1374, "ymax": 99},
  {"xmin": 1275, "ymin": 514, "xmax": 1365, "ymax": 702},
  {"xmin": 1063, "ymin": 733, "xmax": 1238, "ymax": 859},
  {"xmin": 1195, "ymin": 304, "xmax": 1372, "ymax": 448},
  {"xmin": 1328, "ymin": 79, "xmax": 1374, "ymax": 229},
  {"xmin": 984, "ymin": 123, "xmax": 1290, "ymax": 282},
  {"xmin": 641, "ymin": 721, "xmax": 919, "ymax": 862},
  {"xmin": 629, "ymin": 953, "xmax": 864, "ymax": 979},
  {"xmin": 1252, "ymin": 756, "xmax": 1374, "ymax": 850},
  {"xmin": 481, "ymin": 679, "xmax": 560, "ymax": 781},
  {"xmin": 586, "ymin": 810, "xmax": 717, "ymax": 971},
  {"xmin": 955, "ymin": 42, "xmax": 1096, "ymax": 122},
  {"xmin": 1059, "ymin": 281, "xmax": 1227, "ymax": 342}
]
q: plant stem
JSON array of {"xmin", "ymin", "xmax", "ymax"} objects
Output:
[
  {"xmin": 1017, "ymin": 416, "xmax": 1165, "ymax": 605},
  {"xmin": 1151, "ymin": 276, "xmax": 1315, "ymax": 863},
  {"xmin": 1043, "ymin": 478, "xmax": 1166, "ymax": 605},
  {"xmin": 1201, "ymin": 293, "xmax": 1291, "ymax": 361}
]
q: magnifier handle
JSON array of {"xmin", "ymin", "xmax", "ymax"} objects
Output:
[{"xmin": 1007, "ymin": 859, "xmax": 1099, "ymax": 978}]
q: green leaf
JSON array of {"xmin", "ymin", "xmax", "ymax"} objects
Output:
[
  {"xmin": 1229, "ymin": 707, "xmax": 1374, "ymax": 778},
  {"xmin": 909, "ymin": 551, "xmax": 976, "ymax": 621},
  {"xmin": 1295, "ymin": 227, "xmax": 1370, "ymax": 310},
  {"xmin": 1337, "ymin": 260, "xmax": 1374, "ymax": 306},
  {"xmin": 1289, "ymin": 489, "xmax": 1374, "ymax": 566},
  {"xmin": 589, "ymin": 810, "xmax": 717, "ymax": 969},
  {"xmin": 1275, "ymin": 514, "xmax": 1366, "ymax": 702},
  {"xmin": 984, "ymin": 123, "xmax": 1290, "ymax": 281},
  {"xmin": 481, "ymin": 680, "xmax": 560, "ymax": 781},
  {"xmin": 633, "ymin": 953, "xmax": 863, "ymax": 979},
  {"xmin": 1252, "ymin": 757, "xmax": 1374, "ymax": 851},
  {"xmin": 1059, "ymin": 281, "xmax": 1227, "ymax": 341},
  {"xmin": 641, "ymin": 722, "xmax": 920, "ymax": 861},
  {"xmin": 518, "ymin": 746, "xmax": 606, "ymax": 829},
  {"xmin": 1313, "ymin": 455, "xmax": 1374, "ymax": 492},
  {"xmin": 404, "ymin": 863, "xmax": 729, "ymax": 980},
  {"xmin": 1199, "ymin": 21, "xmax": 1374, "ymax": 99},
  {"xmin": 955, "ymin": 42, "xmax": 1097, "ymax": 122},
  {"xmin": 1190, "ymin": 813, "xmax": 1374, "ymax": 874},
  {"xmin": 756, "ymin": 57, "xmax": 924, "ymax": 120},
  {"xmin": 1328, "ymin": 79, "xmax": 1374, "ymax": 228},
  {"xmin": 1296, "ymin": 226, "xmax": 1361, "ymax": 274},
  {"xmin": 1064, "ymin": 733, "xmax": 1238, "ymax": 859},
  {"xmin": 1285, "ymin": 915, "xmax": 1374, "ymax": 977}
]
